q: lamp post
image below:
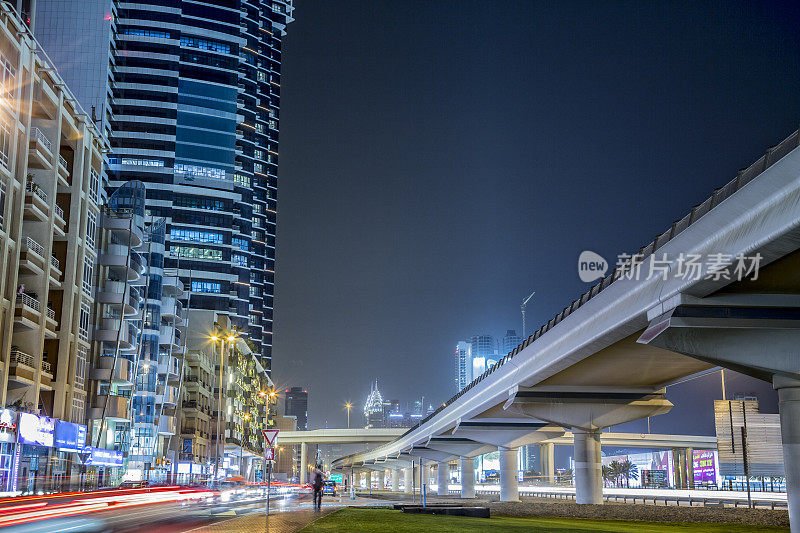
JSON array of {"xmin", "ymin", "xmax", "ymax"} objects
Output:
[
  {"xmin": 210, "ymin": 329, "xmax": 238, "ymax": 484},
  {"xmin": 345, "ymin": 403, "xmax": 351, "ymax": 429}
]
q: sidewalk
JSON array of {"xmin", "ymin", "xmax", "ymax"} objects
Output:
[{"xmin": 190, "ymin": 507, "xmax": 336, "ymax": 533}]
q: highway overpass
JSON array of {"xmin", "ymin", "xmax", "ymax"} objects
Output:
[{"xmin": 331, "ymin": 127, "xmax": 800, "ymax": 531}]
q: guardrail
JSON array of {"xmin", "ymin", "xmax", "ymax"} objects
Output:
[
  {"xmin": 24, "ymin": 236, "xmax": 43, "ymax": 256},
  {"xmin": 30, "ymin": 127, "xmax": 51, "ymax": 151},
  {"xmin": 26, "ymin": 181, "xmax": 48, "ymax": 202},
  {"xmin": 16, "ymin": 293, "xmax": 40, "ymax": 312}
]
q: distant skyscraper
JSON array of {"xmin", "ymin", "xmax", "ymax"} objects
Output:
[
  {"xmin": 454, "ymin": 341, "xmax": 470, "ymax": 391},
  {"xmin": 284, "ymin": 387, "xmax": 308, "ymax": 431},
  {"xmin": 502, "ymin": 329, "xmax": 522, "ymax": 354},
  {"xmin": 470, "ymin": 334, "xmax": 498, "ymax": 381},
  {"xmin": 364, "ymin": 380, "xmax": 385, "ymax": 428}
]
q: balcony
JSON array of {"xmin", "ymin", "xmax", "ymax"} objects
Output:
[
  {"xmin": 8, "ymin": 348, "xmax": 35, "ymax": 384},
  {"xmin": 98, "ymin": 245, "xmax": 144, "ymax": 281},
  {"xmin": 28, "ymin": 127, "xmax": 53, "ymax": 169},
  {"xmin": 97, "ymin": 280, "xmax": 140, "ymax": 317},
  {"xmin": 57, "ymin": 154, "xmax": 70, "ymax": 186},
  {"xmin": 157, "ymin": 385, "xmax": 179, "ymax": 406},
  {"xmin": 90, "ymin": 356, "xmax": 134, "ymax": 385},
  {"xmin": 162, "ymin": 270, "xmax": 184, "ymax": 297},
  {"xmin": 160, "ymin": 296, "xmax": 183, "ymax": 322},
  {"xmin": 157, "ymin": 354, "xmax": 180, "ymax": 381},
  {"xmin": 101, "ymin": 211, "xmax": 143, "ymax": 248},
  {"xmin": 159, "ymin": 325, "xmax": 182, "ymax": 351},
  {"xmin": 49, "ymin": 255, "xmax": 62, "ymax": 285},
  {"xmin": 14, "ymin": 293, "xmax": 41, "ymax": 330},
  {"xmin": 94, "ymin": 318, "xmax": 138, "ymax": 350},
  {"xmin": 19, "ymin": 237, "xmax": 46, "ymax": 275},
  {"xmin": 53, "ymin": 204, "xmax": 66, "ymax": 236},
  {"xmin": 44, "ymin": 307, "xmax": 57, "ymax": 338},
  {"xmin": 157, "ymin": 415, "xmax": 177, "ymax": 436},
  {"xmin": 24, "ymin": 182, "xmax": 49, "ymax": 222},
  {"xmin": 87, "ymin": 394, "xmax": 130, "ymax": 422}
]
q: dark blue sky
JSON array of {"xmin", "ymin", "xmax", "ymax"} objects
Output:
[{"xmin": 273, "ymin": 1, "xmax": 800, "ymax": 432}]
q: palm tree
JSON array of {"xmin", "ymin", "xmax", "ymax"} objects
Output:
[
  {"xmin": 602, "ymin": 464, "xmax": 613, "ymax": 487},
  {"xmin": 607, "ymin": 460, "xmax": 623, "ymax": 487},
  {"xmin": 619, "ymin": 459, "xmax": 639, "ymax": 488}
]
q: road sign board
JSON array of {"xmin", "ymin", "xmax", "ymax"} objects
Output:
[
  {"xmin": 261, "ymin": 429, "xmax": 279, "ymax": 446},
  {"xmin": 265, "ymin": 447, "xmax": 275, "ymax": 461}
]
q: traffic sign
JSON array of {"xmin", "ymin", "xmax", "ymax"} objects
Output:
[
  {"xmin": 261, "ymin": 429, "xmax": 279, "ymax": 446},
  {"xmin": 265, "ymin": 447, "xmax": 275, "ymax": 461}
]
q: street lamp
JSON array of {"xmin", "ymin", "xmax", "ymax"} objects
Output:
[
  {"xmin": 210, "ymin": 329, "xmax": 238, "ymax": 485},
  {"xmin": 345, "ymin": 403, "xmax": 352, "ymax": 429}
]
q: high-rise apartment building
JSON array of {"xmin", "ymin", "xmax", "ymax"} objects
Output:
[
  {"xmin": 502, "ymin": 329, "xmax": 522, "ymax": 354},
  {"xmin": 0, "ymin": 1, "xmax": 106, "ymax": 491},
  {"xmin": 454, "ymin": 340, "xmax": 470, "ymax": 391},
  {"xmin": 284, "ymin": 386, "xmax": 307, "ymax": 431},
  {"xmin": 34, "ymin": 0, "xmax": 294, "ymax": 377}
]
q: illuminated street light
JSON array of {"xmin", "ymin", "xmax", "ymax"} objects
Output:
[{"xmin": 345, "ymin": 403, "xmax": 352, "ymax": 429}]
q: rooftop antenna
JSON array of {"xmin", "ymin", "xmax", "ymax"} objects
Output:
[{"xmin": 521, "ymin": 291, "xmax": 535, "ymax": 338}]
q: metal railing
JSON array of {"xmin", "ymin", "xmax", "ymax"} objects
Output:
[
  {"xmin": 50, "ymin": 255, "xmax": 59, "ymax": 270},
  {"xmin": 26, "ymin": 181, "xmax": 48, "ymax": 202},
  {"xmin": 30, "ymin": 127, "xmax": 51, "ymax": 151},
  {"xmin": 24, "ymin": 236, "xmax": 44, "ymax": 257},
  {"xmin": 46, "ymin": 307, "xmax": 55, "ymax": 320},
  {"xmin": 9, "ymin": 348, "xmax": 34, "ymax": 367},
  {"xmin": 401, "ymin": 127, "xmax": 800, "ymax": 439},
  {"xmin": 54, "ymin": 204, "xmax": 64, "ymax": 220},
  {"xmin": 58, "ymin": 153, "xmax": 68, "ymax": 168},
  {"xmin": 41, "ymin": 360, "xmax": 52, "ymax": 374},
  {"xmin": 16, "ymin": 293, "xmax": 40, "ymax": 312}
]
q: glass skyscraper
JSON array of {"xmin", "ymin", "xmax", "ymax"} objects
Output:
[{"xmin": 106, "ymin": 0, "xmax": 294, "ymax": 374}]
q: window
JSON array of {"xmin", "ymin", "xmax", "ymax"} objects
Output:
[
  {"xmin": 254, "ymin": 163, "xmax": 264, "ymax": 174},
  {"xmin": 170, "ymin": 228, "xmax": 223, "ymax": 244},
  {"xmin": 74, "ymin": 346, "xmax": 87, "ymax": 391},
  {"xmin": 0, "ymin": 179, "xmax": 5, "ymax": 229},
  {"xmin": 174, "ymin": 195, "xmax": 226, "ymax": 211},
  {"xmin": 252, "ymin": 203, "xmax": 262, "ymax": 214},
  {"xmin": 232, "ymin": 237, "xmax": 249, "ymax": 251},
  {"xmin": 120, "ymin": 27, "xmax": 171, "ymax": 39},
  {"xmin": 0, "ymin": 119, "xmax": 10, "ymax": 169},
  {"xmin": 254, "ymin": 149, "xmax": 264, "ymax": 160},
  {"xmin": 175, "ymin": 163, "xmax": 227, "ymax": 181},
  {"xmin": 107, "ymin": 157, "xmax": 164, "ymax": 167},
  {"xmin": 82, "ymin": 256, "xmax": 94, "ymax": 296},
  {"xmin": 233, "ymin": 173, "xmax": 250, "ymax": 187},
  {"xmin": 249, "ymin": 313, "xmax": 259, "ymax": 325},
  {"xmin": 170, "ymin": 245, "xmax": 222, "ymax": 261},
  {"xmin": 180, "ymin": 35, "xmax": 231, "ymax": 54},
  {"xmin": 71, "ymin": 393, "xmax": 85, "ymax": 425},
  {"xmin": 249, "ymin": 286, "xmax": 261, "ymax": 297},
  {"xmin": 232, "ymin": 254, "xmax": 248, "ymax": 267},
  {"xmin": 89, "ymin": 169, "xmax": 99, "ymax": 203},
  {"xmin": 86, "ymin": 211, "xmax": 97, "ymax": 248},
  {"xmin": 78, "ymin": 303, "xmax": 91, "ymax": 342},
  {"xmin": 191, "ymin": 281, "xmax": 221, "ymax": 293}
]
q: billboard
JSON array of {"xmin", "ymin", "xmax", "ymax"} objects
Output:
[
  {"xmin": 83, "ymin": 446, "xmax": 124, "ymax": 467},
  {"xmin": 54, "ymin": 421, "xmax": 87, "ymax": 452},
  {"xmin": 17, "ymin": 413, "xmax": 55, "ymax": 447},
  {"xmin": 692, "ymin": 450, "xmax": 717, "ymax": 484}
]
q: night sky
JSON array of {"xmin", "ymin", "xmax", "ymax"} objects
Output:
[{"xmin": 273, "ymin": 1, "xmax": 800, "ymax": 435}]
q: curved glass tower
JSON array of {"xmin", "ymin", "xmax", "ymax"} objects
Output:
[{"xmin": 108, "ymin": 0, "xmax": 294, "ymax": 374}]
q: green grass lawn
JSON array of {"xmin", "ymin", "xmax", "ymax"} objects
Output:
[{"xmin": 300, "ymin": 508, "xmax": 789, "ymax": 533}]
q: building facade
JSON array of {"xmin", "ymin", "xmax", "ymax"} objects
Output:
[
  {"xmin": 0, "ymin": 1, "xmax": 107, "ymax": 491},
  {"xmin": 284, "ymin": 386, "xmax": 307, "ymax": 431},
  {"xmin": 454, "ymin": 340, "xmax": 469, "ymax": 391}
]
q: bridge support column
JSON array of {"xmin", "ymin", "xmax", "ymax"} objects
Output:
[
  {"xmin": 498, "ymin": 446, "xmax": 519, "ymax": 502},
  {"xmin": 404, "ymin": 467, "xmax": 413, "ymax": 493},
  {"xmin": 437, "ymin": 460, "xmax": 449, "ymax": 496},
  {"xmin": 540, "ymin": 442, "xmax": 555, "ymax": 484},
  {"xmin": 300, "ymin": 443, "xmax": 308, "ymax": 484},
  {"xmin": 460, "ymin": 457, "xmax": 475, "ymax": 498},
  {"xmin": 391, "ymin": 468, "xmax": 400, "ymax": 491},
  {"xmin": 574, "ymin": 430, "xmax": 602, "ymax": 504},
  {"xmin": 776, "ymin": 377, "xmax": 800, "ymax": 533},
  {"xmin": 377, "ymin": 469, "xmax": 385, "ymax": 490}
]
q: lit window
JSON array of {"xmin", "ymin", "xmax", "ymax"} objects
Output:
[
  {"xmin": 170, "ymin": 228, "xmax": 223, "ymax": 244},
  {"xmin": 191, "ymin": 281, "xmax": 221, "ymax": 294},
  {"xmin": 232, "ymin": 254, "xmax": 248, "ymax": 267},
  {"xmin": 175, "ymin": 163, "xmax": 226, "ymax": 181},
  {"xmin": 170, "ymin": 245, "xmax": 223, "ymax": 261},
  {"xmin": 0, "ymin": 120, "xmax": 10, "ymax": 168}
]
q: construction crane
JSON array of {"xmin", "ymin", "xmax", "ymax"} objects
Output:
[{"xmin": 521, "ymin": 291, "xmax": 535, "ymax": 338}]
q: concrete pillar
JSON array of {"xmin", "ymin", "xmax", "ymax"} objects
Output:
[
  {"xmin": 574, "ymin": 430, "xmax": 602, "ymax": 504},
  {"xmin": 404, "ymin": 466, "xmax": 413, "ymax": 493},
  {"xmin": 437, "ymin": 460, "xmax": 449, "ymax": 496},
  {"xmin": 540, "ymin": 442, "xmax": 555, "ymax": 484},
  {"xmin": 377, "ymin": 469, "xmax": 385, "ymax": 490},
  {"xmin": 426, "ymin": 463, "xmax": 434, "ymax": 486},
  {"xmin": 775, "ymin": 377, "xmax": 800, "ymax": 533},
  {"xmin": 498, "ymin": 446, "xmax": 519, "ymax": 502},
  {"xmin": 460, "ymin": 457, "xmax": 475, "ymax": 498},
  {"xmin": 687, "ymin": 448, "xmax": 695, "ymax": 489},
  {"xmin": 299, "ymin": 443, "xmax": 308, "ymax": 484},
  {"xmin": 391, "ymin": 468, "xmax": 400, "ymax": 492}
]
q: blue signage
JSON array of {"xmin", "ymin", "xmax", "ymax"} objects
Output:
[
  {"xmin": 54, "ymin": 421, "xmax": 87, "ymax": 451},
  {"xmin": 83, "ymin": 446, "xmax": 124, "ymax": 467}
]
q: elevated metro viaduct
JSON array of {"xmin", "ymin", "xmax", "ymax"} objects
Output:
[{"xmin": 331, "ymin": 128, "xmax": 800, "ymax": 531}]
